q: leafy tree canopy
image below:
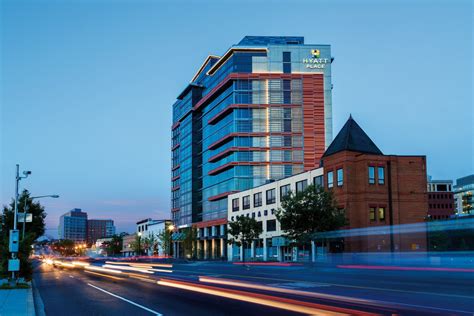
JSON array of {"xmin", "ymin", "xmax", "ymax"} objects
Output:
[{"xmin": 276, "ymin": 184, "xmax": 347, "ymax": 245}]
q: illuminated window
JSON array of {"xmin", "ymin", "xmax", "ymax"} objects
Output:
[
  {"xmin": 379, "ymin": 207, "xmax": 386, "ymax": 221},
  {"xmin": 369, "ymin": 207, "xmax": 376, "ymax": 221},
  {"xmin": 368, "ymin": 166, "xmax": 375, "ymax": 184}
]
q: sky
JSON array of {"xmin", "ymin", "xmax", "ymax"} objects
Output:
[{"xmin": 1, "ymin": 0, "xmax": 473, "ymax": 237}]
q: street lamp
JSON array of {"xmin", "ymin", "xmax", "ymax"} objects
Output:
[
  {"xmin": 10, "ymin": 165, "xmax": 31, "ymax": 281},
  {"xmin": 23, "ymin": 194, "xmax": 60, "ymax": 239},
  {"xmin": 168, "ymin": 224, "xmax": 174, "ymax": 256},
  {"xmin": 137, "ymin": 232, "xmax": 142, "ymax": 256}
]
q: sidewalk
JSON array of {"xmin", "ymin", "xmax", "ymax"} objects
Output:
[{"xmin": 0, "ymin": 287, "xmax": 35, "ymax": 316}]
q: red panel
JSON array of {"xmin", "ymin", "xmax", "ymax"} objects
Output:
[{"xmin": 301, "ymin": 74, "xmax": 325, "ymax": 170}]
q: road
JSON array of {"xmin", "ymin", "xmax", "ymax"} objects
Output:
[{"xmin": 33, "ymin": 259, "xmax": 474, "ymax": 315}]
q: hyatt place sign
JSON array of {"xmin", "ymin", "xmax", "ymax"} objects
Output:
[{"xmin": 302, "ymin": 49, "xmax": 329, "ymax": 69}]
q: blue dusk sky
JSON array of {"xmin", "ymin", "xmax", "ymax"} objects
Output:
[{"xmin": 1, "ymin": 0, "xmax": 472, "ymax": 237}]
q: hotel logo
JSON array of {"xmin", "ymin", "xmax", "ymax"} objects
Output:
[{"xmin": 311, "ymin": 49, "xmax": 320, "ymax": 58}]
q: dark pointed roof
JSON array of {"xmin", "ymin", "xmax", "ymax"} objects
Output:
[{"xmin": 322, "ymin": 115, "xmax": 383, "ymax": 157}]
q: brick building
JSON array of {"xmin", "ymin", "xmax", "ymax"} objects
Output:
[
  {"xmin": 427, "ymin": 180, "xmax": 455, "ymax": 220},
  {"xmin": 321, "ymin": 116, "xmax": 428, "ymax": 252},
  {"xmin": 227, "ymin": 116, "xmax": 429, "ymax": 261}
]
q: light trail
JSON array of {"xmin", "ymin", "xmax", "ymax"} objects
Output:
[
  {"xmin": 102, "ymin": 264, "xmax": 154, "ymax": 274},
  {"xmin": 85, "ymin": 270, "xmax": 124, "ymax": 281},
  {"xmin": 157, "ymin": 278, "xmax": 374, "ymax": 316},
  {"xmin": 104, "ymin": 261, "xmax": 172, "ymax": 268},
  {"xmin": 72, "ymin": 261, "xmax": 90, "ymax": 267},
  {"xmin": 337, "ymin": 265, "xmax": 474, "ymax": 273},
  {"xmin": 85, "ymin": 265, "xmax": 123, "ymax": 274}
]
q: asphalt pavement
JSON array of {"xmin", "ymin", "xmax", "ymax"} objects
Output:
[{"xmin": 32, "ymin": 259, "xmax": 474, "ymax": 315}]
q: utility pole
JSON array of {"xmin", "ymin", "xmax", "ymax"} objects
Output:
[
  {"xmin": 12, "ymin": 164, "xmax": 20, "ymax": 280},
  {"xmin": 10, "ymin": 164, "xmax": 31, "ymax": 281}
]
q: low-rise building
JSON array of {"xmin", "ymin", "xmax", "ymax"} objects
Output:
[
  {"xmin": 87, "ymin": 219, "xmax": 116, "ymax": 244},
  {"xmin": 58, "ymin": 209, "xmax": 88, "ymax": 242},
  {"xmin": 454, "ymin": 175, "xmax": 474, "ymax": 216},
  {"xmin": 227, "ymin": 116, "xmax": 428, "ymax": 261},
  {"xmin": 427, "ymin": 179, "xmax": 455, "ymax": 220},
  {"xmin": 121, "ymin": 234, "xmax": 136, "ymax": 257},
  {"xmin": 146, "ymin": 220, "xmax": 172, "ymax": 256}
]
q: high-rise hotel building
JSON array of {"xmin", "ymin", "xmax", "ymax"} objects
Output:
[{"xmin": 171, "ymin": 36, "xmax": 333, "ymax": 245}]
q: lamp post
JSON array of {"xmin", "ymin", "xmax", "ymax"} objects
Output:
[
  {"xmin": 11, "ymin": 164, "xmax": 31, "ymax": 281},
  {"xmin": 168, "ymin": 224, "xmax": 175, "ymax": 258},
  {"xmin": 22, "ymin": 195, "xmax": 59, "ymax": 239},
  {"xmin": 137, "ymin": 232, "xmax": 142, "ymax": 256}
]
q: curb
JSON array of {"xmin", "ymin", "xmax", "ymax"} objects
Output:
[{"xmin": 31, "ymin": 280, "xmax": 45, "ymax": 316}]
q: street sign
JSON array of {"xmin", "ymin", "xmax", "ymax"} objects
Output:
[
  {"xmin": 9, "ymin": 230, "xmax": 19, "ymax": 252},
  {"xmin": 18, "ymin": 212, "xmax": 33, "ymax": 223},
  {"xmin": 8, "ymin": 259, "xmax": 20, "ymax": 272}
]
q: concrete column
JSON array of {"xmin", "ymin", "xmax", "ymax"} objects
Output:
[
  {"xmin": 211, "ymin": 226, "xmax": 216, "ymax": 237},
  {"xmin": 220, "ymin": 238, "xmax": 224, "ymax": 259},
  {"xmin": 203, "ymin": 227, "xmax": 208, "ymax": 237},
  {"xmin": 263, "ymin": 238, "xmax": 267, "ymax": 261},
  {"xmin": 203, "ymin": 240, "xmax": 208, "ymax": 260},
  {"xmin": 173, "ymin": 242, "xmax": 177, "ymax": 259},
  {"xmin": 220, "ymin": 224, "xmax": 225, "ymax": 237},
  {"xmin": 197, "ymin": 240, "xmax": 201, "ymax": 259},
  {"xmin": 227, "ymin": 244, "xmax": 233, "ymax": 262},
  {"xmin": 211, "ymin": 239, "xmax": 216, "ymax": 259},
  {"xmin": 239, "ymin": 244, "xmax": 243, "ymax": 262},
  {"xmin": 311, "ymin": 241, "xmax": 316, "ymax": 263},
  {"xmin": 251, "ymin": 241, "xmax": 255, "ymax": 259},
  {"xmin": 277, "ymin": 246, "xmax": 282, "ymax": 262},
  {"xmin": 292, "ymin": 246, "xmax": 298, "ymax": 262}
]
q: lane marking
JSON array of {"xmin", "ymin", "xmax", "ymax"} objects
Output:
[{"xmin": 87, "ymin": 283, "xmax": 162, "ymax": 315}]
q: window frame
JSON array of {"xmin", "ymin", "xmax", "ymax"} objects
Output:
[
  {"xmin": 296, "ymin": 180, "xmax": 308, "ymax": 193},
  {"xmin": 378, "ymin": 167, "xmax": 385, "ymax": 185},
  {"xmin": 337, "ymin": 168, "xmax": 344, "ymax": 187},
  {"xmin": 232, "ymin": 198, "xmax": 239, "ymax": 212},
  {"xmin": 368, "ymin": 166, "xmax": 375, "ymax": 184},
  {"xmin": 266, "ymin": 188, "xmax": 276, "ymax": 205},
  {"xmin": 327, "ymin": 171, "xmax": 334, "ymax": 188},
  {"xmin": 253, "ymin": 192, "xmax": 262, "ymax": 207},
  {"xmin": 242, "ymin": 195, "xmax": 250, "ymax": 210},
  {"xmin": 369, "ymin": 207, "xmax": 376, "ymax": 221}
]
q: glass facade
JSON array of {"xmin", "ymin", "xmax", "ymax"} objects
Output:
[{"xmin": 171, "ymin": 36, "xmax": 332, "ymax": 227}]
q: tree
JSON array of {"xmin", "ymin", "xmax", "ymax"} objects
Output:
[
  {"xmin": 181, "ymin": 227, "xmax": 197, "ymax": 259},
  {"xmin": 143, "ymin": 233, "xmax": 159, "ymax": 256},
  {"xmin": 131, "ymin": 234, "xmax": 144, "ymax": 255},
  {"xmin": 227, "ymin": 216, "xmax": 263, "ymax": 262},
  {"xmin": 158, "ymin": 228, "xmax": 172, "ymax": 257},
  {"xmin": 52, "ymin": 239, "xmax": 76, "ymax": 256},
  {"xmin": 103, "ymin": 235, "xmax": 122, "ymax": 256},
  {"xmin": 276, "ymin": 184, "xmax": 346, "ymax": 247},
  {"xmin": 0, "ymin": 190, "xmax": 47, "ymax": 280}
]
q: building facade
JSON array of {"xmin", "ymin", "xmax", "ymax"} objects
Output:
[
  {"xmin": 87, "ymin": 219, "xmax": 116, "ymax": 244},
  {"xmin": 146, "ymin": 220, "xmax": 172, "ymax": 256},
  {"xmin": 171, "ymin": 36, "xmax": 333, "ymax": 256},
  {"xmin": 427, "ymin": 179, "xmax": 455, "ymax": 220},
  {"xmin": 121, "ymin": 234, "xmax": 136, "ymax": 257},
  {"xmin": 227, "ymin": 116, "xmax": 429, "ymax": 261},
  {"xmin": 58, "ymin": 208, "xmax": 88, "ymax": 242},
  {"xmin": 454, "ymin": 175, "xmax": 474, "ymax": 215}
]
